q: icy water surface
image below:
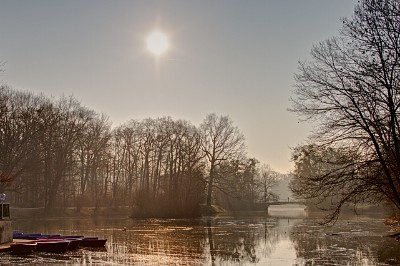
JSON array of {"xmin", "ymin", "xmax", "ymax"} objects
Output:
[{"xmin": 3, "ymin": 206, "xmax": 400, "ymax": 265}]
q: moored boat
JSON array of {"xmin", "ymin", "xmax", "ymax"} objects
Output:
[
  {"xmin": 13, "ymin": 233, "xmax": 42, "ymax": 240},
  {"xmin": 10, "ymin": 241, "xmax": 37, "ymax": 254},
  {"xmin": 13, "ymin": 233, "xmax": 63, "ymax": 240},
  {"xmin": 11, "ymin": 232, "xmax": 106, "ymax": 252},
  {"xmin": 65, "ymin": 238, "xmax": 82, "ymax": 250},
  {"xmin": 35, "ymin": 240, "xmax": 70, "ymax": 253},
  {"xmin": 80, "ymin": 238, "xmax": 107, "ymax": 247},
  {"xmin": 62, "ymin": 235, "xmax": 84, "ymax": 239}
]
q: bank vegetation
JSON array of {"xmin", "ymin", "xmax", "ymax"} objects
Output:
[{"xmin": 0, "ymin": 86, "xmax": 280, "ymax": 217}]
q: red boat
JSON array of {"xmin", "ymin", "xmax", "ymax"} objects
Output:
[
  {"xmin": 10, "ymin": 241, "xmax": 37, "ymax": 254},
  {"xmin": 35, "ymin": 240, "xmax": 70, "ymax": 253},
  {"xmin": 11, "ymin": 233, "xmax": 106, "ymax": 253}
]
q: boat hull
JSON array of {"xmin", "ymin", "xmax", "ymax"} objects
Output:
[
  {"xmin": 10, "ymin": 242, "xmax": 37, "ymax": 254},
  {"xmin": 36, "ymin": 240, "xmax": 70, "ymax": 253},
  {"xmin": 80, "ymin": 238, "xmax": 107, "ymax": 247}
]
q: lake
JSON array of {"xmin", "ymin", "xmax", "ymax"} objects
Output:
[{"xmin": 3, "ymin": 205, "xmax": 400, "ymax": 265}]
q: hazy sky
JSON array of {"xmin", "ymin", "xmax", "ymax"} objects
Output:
[{"xmin": 0, "ymin": 1, "xmax": 357, "ymax": 173}]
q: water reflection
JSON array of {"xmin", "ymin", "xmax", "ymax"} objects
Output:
[
  {"xmin": 290, "ymin": 218, "xmax": 400, "ymax": 266},
  {"xmin": 203, "ymin": 214, "xmax": 303, "ymax": 265},
  {"xmin": 4, "ymin": 209, "xmax": 400, "ymax": 265}
]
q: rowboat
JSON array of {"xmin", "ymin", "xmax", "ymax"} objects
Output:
[
  {"xmin": 35, "ymin": 240, "xmax": 70, "ymax": 253},
  {"xmin": 11, "ymin": 232, "xmax": 107, "ymax": 252},
  {"xmin": 10, "ymin": 241, "xmax": 37, "ymax": 254},
  {"xmin": 13, "ymin": 233, "xmax": 42, "ymax": 240},
  {"xmin": 13, "ymin": 233, "xmax": 61, "ymax": 240},
  {"xmin": 79, "ymin": 237, "xmax": 107, "ymax": 247},
  {"xmin": 65, "ymin": 238, "xmax": 82, "ymax": 250}
]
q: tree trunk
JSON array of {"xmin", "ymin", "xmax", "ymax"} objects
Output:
[{"xmin": 206, "ymin": 163, "xmax": 215, "ymax": 207}]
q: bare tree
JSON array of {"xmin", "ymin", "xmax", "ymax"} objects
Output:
[
  {"xmin": 259, "ymin": 164, "xmax": 278, "ymax": 203},
  {"xmin": 76, "ymin": 113, "xmax": 111, "ymax": 208},
  {"xmin": 290, "ymin": 0, "xmax": 400, "ymax": 221},
  {"xmin": 42, "ymin": 96, "xmax": 92, "ymax": 210},
  {"xmin": 0, "ymin": 87, "xmax": 46, "ymax": 193},
  {"xmin": 290, "ymin": 144, "xmax": 356, "ymax": 213},
  {"xmin": 110, "ymin": 117, "xmax": 206, "ymax": 217},
  {"xmin": 215, "ymin": 159, "xmax": 279, "ymax": 210},
  {"xmin": 200, "ymin": 113, "xmax": 246, "ymax": 208}
]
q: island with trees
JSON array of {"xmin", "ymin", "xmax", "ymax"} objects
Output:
[{"xmin": 0, "ymin": 86, "xmax": 286, "ymax": 218}]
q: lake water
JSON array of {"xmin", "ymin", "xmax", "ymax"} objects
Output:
[{"xmin": 3, "ymin": 205, "xmax": 400, "ymax": 265}]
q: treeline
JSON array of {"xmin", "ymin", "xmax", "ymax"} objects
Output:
[{"xmin": 0, "ymin": 86, "xmax": 279, "ymax": 217}]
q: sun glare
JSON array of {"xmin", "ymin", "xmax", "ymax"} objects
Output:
[{"xmin": 146, "ymin": 31, "xmax": 169, "ymax": 56}]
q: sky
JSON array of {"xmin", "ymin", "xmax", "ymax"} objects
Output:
[{"xmin": 0, "ymin": 0, "xmax": 357, "ymax": 173}]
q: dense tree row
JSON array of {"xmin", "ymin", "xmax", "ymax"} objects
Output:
[{"xmin": 0, "ymin": 85, "xmax": 278, "ymax": 216}]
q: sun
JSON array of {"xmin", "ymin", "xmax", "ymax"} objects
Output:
[{"xmin": 146, "ymin": 31, "xmax": 169, "ymax": 56}]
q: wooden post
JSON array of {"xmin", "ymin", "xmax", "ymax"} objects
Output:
[
  {"xmin": 0, "ymin": 203, "xmax": 12, "ymax": 244},
  {"xmin": 0, "ymin": 203, "xmax": 10, "ymax": 219}
]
